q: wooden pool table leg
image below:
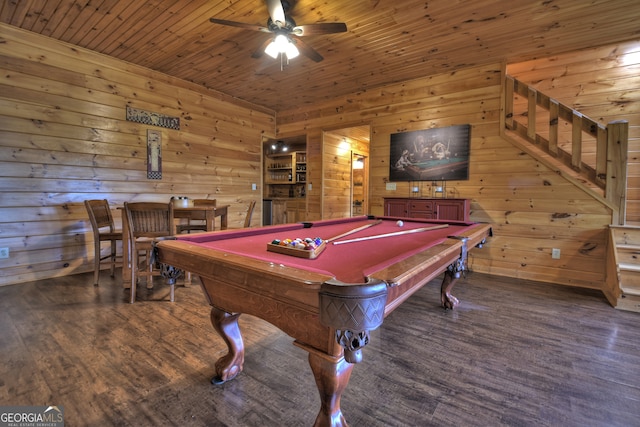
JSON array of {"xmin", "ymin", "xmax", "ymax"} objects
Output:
[
  {"xmin": 441, "ymin": 235, "xmax": 469, "ymax": 310},
  {"xmin": 440, "ymin": 269, "xmax": 460, "ymax": 310},
  {"xmin": 210, "ymin": 306, "xmax": 245, "ymax": 384},
  {"xmin": 307, "ymin": 348, "xmax": 353, "ymax": 427}
]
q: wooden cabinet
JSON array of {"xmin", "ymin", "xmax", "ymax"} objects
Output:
[
  {"xmin": 265, "ymin": 151, "xmax": 307, "ymax": 199},
  {"xmin": 269, "ymin": 199, "xmax": 306, "ymax": 225},
  {"xmin": 385, "ymin": 198, "xmax": 410, "ymax": 217},
  {"xmin": 285, "ymin": 199, "xmax": 305, "ymax": 223},
  {"xmin": 265, "ymin": 151, "xmax": 307, "ymax": 224},
  {"xmin": 265, "ymin": 151, "xmax": 306, "ymax": 184},
  {"xmin": 271, "ymin": 200, "xmax": 287, "ymax": 225},
  {"xmin": 384, "ymin": 198, "xmax": 470, "ymax": 221}
]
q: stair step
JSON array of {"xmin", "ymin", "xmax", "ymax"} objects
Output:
[
  {"xmin": 610, "ymin": 226, "xmax": 640, "ymax": 311},
  {"xmin": 616, "ymin": 243, "xmax": 640, "ymax": 251},
  {"xmin": 616, "ymin": 293, "xmax": 640, "ymax": 312},
  {"xmin": 619, "ymin": 276, "xmax": 640, "ymax": 297},
  {"xmin": 616, "ymin": 247, "xmax": 640, "ymax": 264},
  {"xmin": 619, "ymin": 262, "xmax": 640, "ymax": 272},
  {"xmin": 611, "ymin": 226, "xmax": 640, "ymax": 246}
]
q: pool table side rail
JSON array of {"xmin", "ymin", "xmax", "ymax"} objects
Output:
[{"xmin": 377, "ymin": 222, "xmax": 491, "ymax": 315}]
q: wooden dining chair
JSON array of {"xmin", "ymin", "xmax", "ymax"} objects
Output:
[
  {"xmin": 244, "ymin": 200, "xmax": 256, "ymax": 228},
  {"xmin": 176, "ymin": 198, "xmax": 217, "ymax": 234},
  {"xmin": 84, "ymin": 199, "xmax": 123, "ymax": 286},
  {"xmin": 123, "ymin": 202, "xmax": 175, "ymax": 303}
]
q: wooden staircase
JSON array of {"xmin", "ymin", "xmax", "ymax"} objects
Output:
[
  {"xmin": 608, "ymin": 226, "xmax": 640, "ymax": 312},
  {"xmin": 504, "ymin": 76, "xmax": 628, "ymax": 225},
  {"xmin": 505, "ymin": 76, "xmax": 636, "ymax": 311}
]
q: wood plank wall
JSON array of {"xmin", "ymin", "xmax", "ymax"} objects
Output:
[
  {"xmin": 278, "ymin": 63, "xmax": 613, "ymax": 291},
  {"xmin": 0, "ymin": 24, "xmax": 274, "ymax": 286},
  {"xmin": 506, "ymin": 40, "xmax": 640, "ymax": 223}
]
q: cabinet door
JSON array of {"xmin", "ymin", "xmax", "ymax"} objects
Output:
[
  {"xmin": 434, "ymin": 199, "xmax": 469, "ymax": 221},
  {"xmin": 285, "ymin": 199, "xmax": 306, "ymax": 223},
  {"xmin": 384, "ymin": 199, "xmax": 408, "ymax": 217},
  {"xmin": 272, "ymin": 201, "xmax": 287, "ymax": 225}
]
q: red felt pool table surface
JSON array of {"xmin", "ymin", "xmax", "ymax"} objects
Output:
[{"xmin": 175, "ymin": 216, "xmax": 477, "ymax": 284}]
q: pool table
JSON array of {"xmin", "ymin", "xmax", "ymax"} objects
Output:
[
  {"xmin": 405, "ymin": 157, "xmax": 469, "ymax": 180},
  {"xmin": 155, "ymin": 216, "xmax": 491, "ymax": 426}
]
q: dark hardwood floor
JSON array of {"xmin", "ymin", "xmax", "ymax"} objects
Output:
[{"xmin": 0, "ymin": 270, "xmax": 638, "ymax": 426}]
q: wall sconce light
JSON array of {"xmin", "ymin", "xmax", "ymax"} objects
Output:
[{"xmin": 338, "ymin": 138, "xmax": 351, "ymax": 156}]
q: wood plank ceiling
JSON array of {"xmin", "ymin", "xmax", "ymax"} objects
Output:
[{"xmin": 1, "ymin": 0, "xmax": 639, "ymax": 112}]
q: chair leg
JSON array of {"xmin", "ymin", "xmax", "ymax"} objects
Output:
[
  {"xmin": 130, "ymin": 250, "xmax": 137, "ymax": 304},
  {"xmin": 93, "ymin": 240, "xmax": 101, "ymax": 286},
  {"xmin": 146, "ymin": 248, "xmax": 154, "ymax": 289},
  {"xmin": 110, "ymin": 240, "xmax": 117, "ymax": 277}
]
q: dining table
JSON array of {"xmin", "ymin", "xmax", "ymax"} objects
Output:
[
  {"xmin": 173, "ymin": 204, "xmax": 229, "ymax": 232},
  {"xmin": 120, "ymin": 204, "xmax": 229, "ymax": 289}
]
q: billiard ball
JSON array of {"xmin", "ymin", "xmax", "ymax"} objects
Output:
[{"xmin": 396, "ymin": 220, "xmax": 404, "ymax": 227}]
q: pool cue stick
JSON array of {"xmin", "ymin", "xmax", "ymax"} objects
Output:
[
  {"xmin": 326, "ymin": 220, "xmax": 383, "ymax": 243},
  {"xmin": 332, "ymin": 224, "xmax": 449, "ymax": 245}
]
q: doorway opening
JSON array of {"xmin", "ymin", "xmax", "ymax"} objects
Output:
[
  {"xmin": 351, "ymin": 153, "xmax": 367, "ymax": 217},
  {"xmin": 322, "ymin": 125, "xmax": 370, "ymax": 218}
]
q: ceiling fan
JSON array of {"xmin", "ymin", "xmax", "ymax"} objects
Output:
[{"xmin": 209, "ymin": 0, "xmax": 347, "ymax": 62}]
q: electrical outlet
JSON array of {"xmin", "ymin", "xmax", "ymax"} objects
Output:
[
  {"xmin": 0, "ymin": 247, "xmax": 9, "ymax": 259},
  {"xmin": 386, "ymin": 182, "xmax": 397, "ymax": 191},
  {"xmin": 551, "ymin": 248, "xmax": 561, "ymax": 259},
  {"xmin": 251, "ymin": 183, "xmax": 257, "ymax": 191}
]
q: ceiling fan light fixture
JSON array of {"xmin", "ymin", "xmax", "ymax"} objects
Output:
[
  {"xmin": 265, "ymin": 34, "xmax": 299, "ymax": 60},
  {"xmin": 265, "ymin": 39, "xmax": 280, "ymax": 59},
  {"xmin": 285, "ymin": 41, "xmax": 299, "ymax": 59}
]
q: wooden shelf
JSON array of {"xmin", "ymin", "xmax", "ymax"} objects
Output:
[{"xmin": 265, "ymin": 151, "xmax": 306, "ymax": 184}]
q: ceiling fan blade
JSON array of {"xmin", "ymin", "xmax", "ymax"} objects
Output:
[
  {"xmin": 265, "ymin": 0, "xmax": 286, "ymax": 27},
  {"xmin": 294, "ymin": 38, "xmax": 324, "ymax": 62},
  {"xmin": 209, "ymin": 18, "xmax": 271, "ymax": 33},
  {"xmin": 251, "ymin": 38, "xmax": 272, "ymax": 59},
  {"xmin": 292, "ymin": 22, "xmax": 347, "ymax": 36}
]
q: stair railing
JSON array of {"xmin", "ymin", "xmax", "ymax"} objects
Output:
[{"xmin": 504, "ymin": 76, "xmax": 628, "ymax": 225}]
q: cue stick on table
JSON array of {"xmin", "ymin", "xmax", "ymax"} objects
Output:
[
  {"xmin": 332, "ymin": 224, "xmax": 449, "ymax": 245},
  {"xmin": 325, "ymin": 220, "xmax": 382, "ymax": 243}
]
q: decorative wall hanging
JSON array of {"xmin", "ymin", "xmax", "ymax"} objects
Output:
[
  {"xmin": 147, "ymin": 130, "xmax": 162, "ymax": 180},
  {"xmin": 389, "ymin": 124, "xmax": 471, "ymax": 182},
  {"xmin": 127, "ymin": 106, "xmax": 180, "ymax": 130}
]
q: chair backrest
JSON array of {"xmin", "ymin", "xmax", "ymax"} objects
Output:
[
  {"xmin": 85, "ymin": 199, "xmax": 115, "ymax": 235},
  {"xmin": 244, "ymin": 200, "xmax": 256, "ymax": 228},
  {"xmin": 124, "ymin": 202, "xmax": 175, "ymax": 239},
  {"xmin": 193, "ymin": 198, "xmax": 216, "ymax": 207}
]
